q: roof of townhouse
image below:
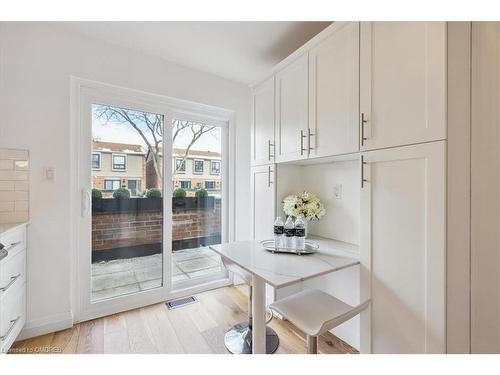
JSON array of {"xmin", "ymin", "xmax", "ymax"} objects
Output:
[
  {"xmin": 92, "ymin": 140, "xmax": 145, "ymax": 154},
  {"xmin": 173, "ymin": 148, "xmax": 221, "ymax": 158}
]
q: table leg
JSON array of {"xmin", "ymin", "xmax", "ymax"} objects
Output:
[{"xmin": 251, "ymin": 275, "xmax": 266, "ymax": 354}]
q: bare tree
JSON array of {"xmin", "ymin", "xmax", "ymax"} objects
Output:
[{"xmin": 93, "ymin": 105, "xmax": 215, "ymax": 188}]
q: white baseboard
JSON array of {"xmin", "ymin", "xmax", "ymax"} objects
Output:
[{"xmin": 17, "ymin": 311, "xmax": 74, "ymax": 341}]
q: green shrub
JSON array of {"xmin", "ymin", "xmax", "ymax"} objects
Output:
[
  {"xmin": 146, "ymin": 188, "xmax": 162, "ymax": 199},
  {"xmin": 173, "ymin": 188, "xmax": 187, "ymax": 198},
  {"xmin": 195, "ymin": 188, "xmax": 208, "ymax": 198},
  {"xmin": 91, "ymin": 188, "xmax": 102, "ymax": 199},
  {"xmin": 113, "ymin": 188, "xmax": 130, "ymax": 199}
]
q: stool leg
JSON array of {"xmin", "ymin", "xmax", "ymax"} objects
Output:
[{"xmin": 306, "ymin": 335, "xmax": 318, "ymax": 354}]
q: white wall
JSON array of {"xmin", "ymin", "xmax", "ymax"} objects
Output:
[{"xmin": 0, "ymin": 22, "xmax": 251, "ymax": 337}]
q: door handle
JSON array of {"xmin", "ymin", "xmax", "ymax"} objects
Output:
[
  {"xmin": 361, "ymin": 112, "xmax": 369, "ymax": 146},
  {"xmin": 81, "ymin": 188, "xmax": 91, "ymax": 217},
  {"xmin": 360, "ymin": 155, "xmax": 368, "ymax": 188},
  {"xmin": 268, "ymin": 140, "xmax": 275, "ymax": 161},
  {"xmin": 300, "ymin": 130, "xmax": 307, "ymax": 156},
  {"xmin": 267, "ymin": 166, "xmax": 273, "ymax": 187},
  {"xmin": 308, "ymin": 128, "xmax": 314, "ymax": 155}
]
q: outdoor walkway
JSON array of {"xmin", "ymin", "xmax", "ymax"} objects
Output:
[{"xmin": 91, "ymin": 247, "xmax": 224, "ymax": 301}]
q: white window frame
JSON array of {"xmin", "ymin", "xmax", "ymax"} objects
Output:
[
  {"xmin": 111, "ymin": 153, "xmax": 127, "ymax": 171},
  {"xmin": 193, "ymin": 158, "xmax": 204, "ymax": 174},
  {"xmin": 92, "ymin": 152, "xmax": 101, "ymax": 170},
  {"xmin": 175, "ymin": 157, "xmax": 186, "ymax": 173},
  {"xmin": 70, "ymin": 77, "xmax": 236, "ymax": 323},
  {"xmin": 210, "ymin": 160, "xmax": 221, "ymax": 175}
]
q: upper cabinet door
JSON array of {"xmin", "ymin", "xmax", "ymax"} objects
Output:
[
  {"xmin": 251, "ymin": 77, "xmax": 275, "ymax": 166},
  {"xmin": 309, "ymin": 22, "xmax": 360, "ymax": 158},
  {"xmin": 360, "ymin": 22, "xmax": 446, "ymax": 151},
  {"xmin": 275, "ymin": 53, "xmax": 309, "ymax": 163}
]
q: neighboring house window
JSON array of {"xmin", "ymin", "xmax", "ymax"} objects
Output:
[
  {"xmin": 211, "ymin": 160, "xmax": 221, "ymax": 175},
  {"xmin": 175, "ymin": 158, "xmax": 186, "ymax": 173},
  {"xmin": 92, "ymin": 153, "xmax": 101, "ymax": 170},
  {"xmin": 104, "ymin": 179, "xmax": 120, "ymax": 191},
  {"xmin": 205, "ymin": 181, "xmax": 216, "ymax": 190},
  {"xmin": 180, "ymin": 180, "xmax": 191, "ymax": 189},
  {"xmin": 127, "ymin": 180, "xmax": 140, "ymax": 196},
  {"xmin": 193, "ymin": 159, "xmax": 204, "ymax": 174},
  {"xmin": 112, "ymin": 154, "xmax": 126, "ymax": 171}
]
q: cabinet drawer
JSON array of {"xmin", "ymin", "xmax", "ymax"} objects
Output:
[
  {"xmin": 0, "ymin": 248, "xmax": 26, "ymax": 297},
  {"xmin": 0, "ymin": 226, "xmax": 26, "ymax": 254},
  {"xmin": 0, "ymin": 282, "xmax": 26, "ymax": 353}
]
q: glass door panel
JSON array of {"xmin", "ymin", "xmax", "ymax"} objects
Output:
[
  {"xmin": 170, "ymin": 119, "xmax": 227, "ymax": 289},
  {"xmin": 91, "ymin": 103, "xmax": 164, "ymax": 302}
]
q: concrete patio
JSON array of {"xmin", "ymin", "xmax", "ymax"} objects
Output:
[{"xmin": 91, "ymin": 247, "xmax": 225, "ymax": 301}]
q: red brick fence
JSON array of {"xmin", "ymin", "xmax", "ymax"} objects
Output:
[{"xmin": 91, "ymin": 197, "xmax": 221, "ymax": 262}]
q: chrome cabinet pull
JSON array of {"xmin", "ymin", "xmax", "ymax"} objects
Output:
[
  {"xmin": 0, "ymin": 273, "xmax": 21, "ymax": 292},
  {"xmin": 307, "ymin": 128, "xmax": 315, "ymax": 154},
  {"xmin": 360, "ymin": 155, "xmax": 368, "ymax": 188},
  {"xmin": 267, "ymin": 166, "xmax": 273, "ymax": 187},
  {"xmin": 0, "ymin": 316, "xmax": 21, "ymax": 341},
  {"xmin": 361, "ymin": 112, "xmax": 368, "ymax": 146},
  {"xmin": 6, "ymin": 241, "xmax": 21, "ymax": 251},
  {"xmin": 268, "ymin": 140, "xmax": 275, "ymax": 161},
  {"xmin": 300, "ymin": 130, "xmax": 307, "ymax": 155}
]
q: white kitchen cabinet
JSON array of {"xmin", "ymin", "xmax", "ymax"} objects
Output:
[
  {"xmin": 309, "ymin": 22, "xmax": 360, "ymax": 158},
  {"xmin": 251, "ymin": 77, "xmax": 275, "ymax": 166},
  {"xmin": 250, "ymin": 165, "xmax": 275, "ymax": 241},
  {"xmin": 360, "ymin": 22, "xmax": 446, "ymax": 150},
  {"xmin": 360, "ymin": 141, "xmax": 446, "ymax": 353},
  {"xmin": 0, "ymin": 224, "xmax": 27, "ymax": 354},
  {"xmin": 275, "ymin": 53, "xmax": 309, "ymax": 163}
]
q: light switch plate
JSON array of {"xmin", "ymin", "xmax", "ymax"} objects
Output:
[{"xmin": 333, "ymin": 184, "xmax": 342, "ymax": 199}]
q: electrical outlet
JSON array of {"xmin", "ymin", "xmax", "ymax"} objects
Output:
[{"xmin": 333, "ymin": 184, "xmax": 342, "ymax": 199}]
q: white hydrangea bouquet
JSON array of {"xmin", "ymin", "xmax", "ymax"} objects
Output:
[{"xmin": 282, "ymin": 191, "xmax": 326, "ymax": 221}]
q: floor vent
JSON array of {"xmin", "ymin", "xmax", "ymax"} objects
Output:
[{"xmin": 166, "ymin": 296, "xmax": 197, "ymax": 309}]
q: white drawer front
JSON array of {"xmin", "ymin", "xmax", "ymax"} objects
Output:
[
  {"xmin": 0, "ymin": 282, "xmax": 26, "ymax": 353},
  {"xmin": 0, "ymin": 249, "xmax": 26, "ymax": 297},
  {"xmin": 0, "ymin": 226, "xmax": 26, "ymax": 254}
]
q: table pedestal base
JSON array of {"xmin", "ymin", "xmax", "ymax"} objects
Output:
[{"xmin": 224, "ymin": 322, "xmax": 279, "ymax": 354}]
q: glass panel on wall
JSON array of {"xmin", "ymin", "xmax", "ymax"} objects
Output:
[
  {"xmin": 91, "ymin": 104, "xmax": 164, "ymax": 301},
  {"xmin": 171, "ymin": 119, "xmax": 226, "ymax": 288}
]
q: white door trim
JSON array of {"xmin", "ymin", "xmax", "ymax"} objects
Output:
[{"xmin": 69, "ymin": 77, "xmax": 236, "ymax": 323}]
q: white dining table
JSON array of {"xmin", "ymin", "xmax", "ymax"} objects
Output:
[{"xmin": 209, "ymin": 240, "xmax": 360, "ymax": 354}]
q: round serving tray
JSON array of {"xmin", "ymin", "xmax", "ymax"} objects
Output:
[{"xmin": 261, "ymin": 240, "xmax": 319, "ymax": 255}]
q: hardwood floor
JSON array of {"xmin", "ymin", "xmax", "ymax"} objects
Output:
[{"xmin": 10, "ymin": 286, "xmax": 358, "ymax": 354}]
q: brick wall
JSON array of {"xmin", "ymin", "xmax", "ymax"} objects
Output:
[{"xmin": 92, "ymin": 198, "xmax": 221, "ymax": 252}]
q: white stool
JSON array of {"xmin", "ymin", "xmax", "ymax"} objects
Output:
[
  {"xmin": 270, "ymin": 289, "xmax": 370, "ymax": 354},
  {"xmin": 221, "ymin": 257, "xmax": 279, "ymax": 354}
]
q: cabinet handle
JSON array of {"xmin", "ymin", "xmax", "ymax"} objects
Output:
[
  {"xmin": 5, "ymin": 241, "xmax": 21, "ymax": 251},
  {"xmin": 308, "ymin": 128, "xmax": 314, "ymax": 154},
  {"xmin": 361, "ymin": 112, "xmax": 368, "ymax": 146},
  {"xmin": 268, "ymin": 140, "xmax": 275, "ymax": 161},
  {"xmin": 267, "ymin": 166, "xmax": 273, "ymax": 187},
  {"xmin": 360, "ymin": 155, "xmax": 368, "ymax": 188},
  {"xmin": 300, "ymin": 130, "xmax": 307, "ymax": 155},
  {"xmin": 0, "ymin": 273, "xmax": 21, "ymax": 292},
  {"xmin": 0, "ymin": 316, "xmax": 21, "ymax": 341}
]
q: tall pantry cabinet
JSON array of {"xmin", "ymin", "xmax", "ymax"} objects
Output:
[{"xmin": 250, "ymin": 21, "xmax": 453, "ymax": 353}]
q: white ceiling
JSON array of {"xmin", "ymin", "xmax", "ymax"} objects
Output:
[{"xmin": 58, "ymin": 22, "xmax": 332, "ymax": 84}]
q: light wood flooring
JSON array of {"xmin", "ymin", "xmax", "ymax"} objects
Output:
[{"xmin": 10, "ymin": 286, "xmax": 358, "ymax": 354}]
